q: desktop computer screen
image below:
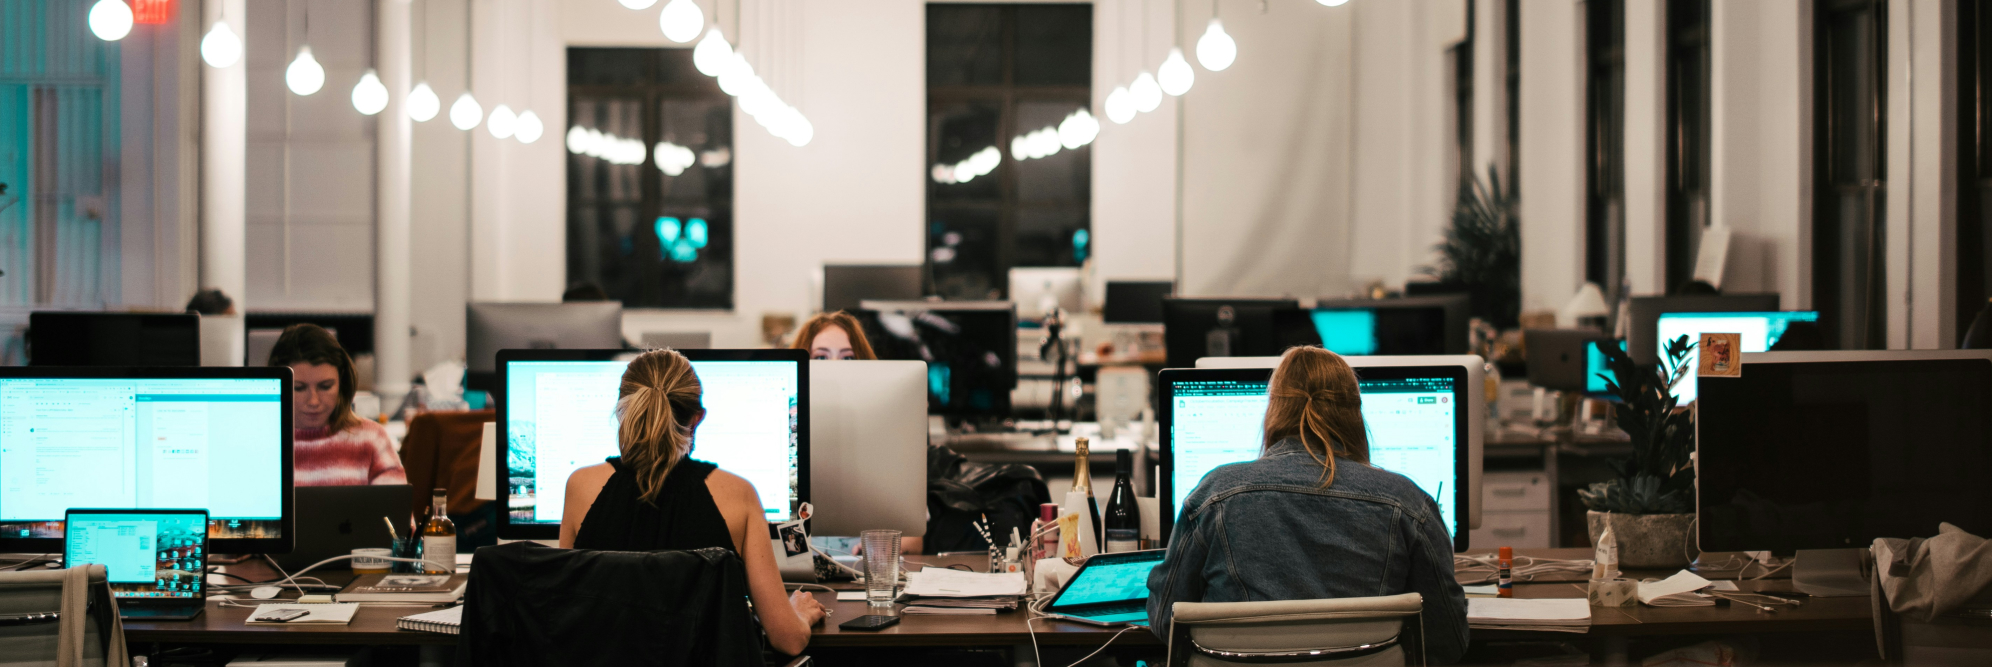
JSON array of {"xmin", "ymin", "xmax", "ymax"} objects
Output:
[
  {"xmin": 822, "ymin": 265, "xmax": 924, "ymax": 313},
  {"xmin": 1103, "ymin": 281, "xmax": 1173, "ymax": 324},
  {"xmin": 1157, "ymin": 366, "xmax": 1469, "ymax": 548},
  {"xmin": 1627, "ymin": 294, "xmax": 1780, "ymax": 365},
  {"xmin": 1160, "ymin": 298, "xmax": 1309, "ymax": 368},
  {"xmin": 1311, "ymin": 296, "xmax": 1468, "ymax": 356},
  {"xmin": 1586, "ymin": 340, "xmax": 1625, "ymax": 395},
  {"xmin": 0, "ymin": 369, "xmax": 293, "ymax": 554},
  {"xmin": 853, "ymin": 302, "xmax": 1017, "ymax": 419},
  {"xmin": 28, "ymin": 312, "xmax": 202, "ymax": 367},
  {"xmin": 498, "ymin": 349, "xmax": 807, "ymax": 539},
  {"xmin": 1655, "ymin": 311, "xmax": 1817, "ymax": 403}
]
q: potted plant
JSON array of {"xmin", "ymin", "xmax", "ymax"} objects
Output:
[
  {"xmin": 1426, "ymin": 168, "xmax": 1521, "ymax": 329},
  {"xmin": 1579, "ymin": 335, "xmax": 1698, "ymax": 569}
]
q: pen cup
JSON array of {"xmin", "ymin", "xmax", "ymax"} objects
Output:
[
  {"xmin": 390, "ymin": 537, "xmax": 425, "ymax": 574},
  {"xmin": 351, "ymin": 548, "xmax": 392, "ymax": 574},
  {"xmin": 861, "ymin": 529, "xmax": 902, "ymax": 606}
]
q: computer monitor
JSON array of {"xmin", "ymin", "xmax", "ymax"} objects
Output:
[
  {"xmin": 1655, "ymin": 311, "xmax": 1818, "ymax": 403},
  {"xmin": 1157, "ymin": 364, "xmax": 1475, "ymax": 550},
  {"xmin": 807, "ymin": 360, "xmax": 926, "ymax": 536},
  {"xmin": 496, "ymin": 349, "xmax": 807, "ymax": 540},
  {"xmin": 1585, "ymin": 340, "xmax": 1626, "ymax": 396},
  {"xmin": 466, "ymin": 302, "xmax": 624, "ymax": 392},
  {"xmin": 1524, "ymin": 329, "xmax": 1614, "ymax": 392},
  {"xmin": 855, "ymin": 301, "xmax": 1017, "ymax": 419},
  {"xmin": 822, "ymin": 264, "xmax": 924, "ymax": 313},
  {"xmin": 28, "ymin": 312, "xmax": 201, "ymax": 367},
  {"xmin": 1626, "ymin": 294, "xmax": 1780, "ymax": 365},
  {"xmin": 1160, "ymin": 298, "xmax": 1308, "ymax": 369},
  {"xmin": 1698, "ymin": 351, "xmax": 1992, "ymax": 592},
  {"xmin": 244, "ymin": 312, "xmax": 374, "ymax": 356},
  {"xmin": 1009, "ymin": 267, "xmax": 1084, "ymax": 322},
  {"xmin": 65, "ymin": 509, "xmax": 209, "ymax": 608},
  {"xmin": 1312, "ymin": 296, "xmax": 1472, "ymax": 356},
  {"xmin": 1103, "ymin": 281, "xmax": 1174, "ymax": 324},
  {"xmin": 0, "ymin": 367, "xmax": 294, "ymax": 554}
]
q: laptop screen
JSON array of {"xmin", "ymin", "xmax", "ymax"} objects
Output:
[
  {"xmin": 64, "ymin": 511, "xmax": 207, "ymax": 600},
  {"xmin": 1049, "ymin": 550, "xmax": 1167, "ymax": 610}
]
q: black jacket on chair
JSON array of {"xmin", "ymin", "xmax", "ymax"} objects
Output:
[{"xmin": 456, "ymin": 542, "xmax": 767, "ymax": 667}]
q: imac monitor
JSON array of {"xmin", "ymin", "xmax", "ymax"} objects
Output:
[
  {"xmin": 467, "ymin": 302, "xmax": 624, "ymax": 395},
  {"xmin": 1698, "ymin": 351, "xmax": 1992, "ymax": 554},
  {"xmin": 1160, "ymin": 298, "xmax": 1307, "ymax": 369},
  {"xmin": 1009, "ymin": 268, "xmax": 1084, "ymax": 322},
  {"xmin": 64, "ymin": 509, "xmax": 209, "ymax": 618},
  {"xmin": 854, "ymin": 301, "xmax": 1017, "ymax": 418},
  {"xmin": 0, "ymin": 368, "xmax": 293, "ymax": 554},
  {"xmin": 1626, "ymin": 294, "xmax": 1779, "ymax": 365},
  {"xmin": 1157, "ymin": 365, "xmax": 1471, "ymax": 549},
  {"xmin": 807, "ymin": 360, "xmax": 926, "ymax": 536},
  {"xmin": 28, "ymin": 312, "xmax": 201, "ymax": 367},
  {"xmin": 1312, "ymin": 296, "xmax": 1471, "ymax": 356},
  {"xmin": 498, "ymin": 349, "xmax": 807, "ymax": 540},
  {"xmin": 1655, "ymin": 311, "xmax": 1818, "ymax": 403},
  {"xmin": 1103, "ymin": 281, "xmax": 1173, "ymax": 324},
  {"xmin": 822, "ymin": 265, "xmax": 924, "ymax": 313}
]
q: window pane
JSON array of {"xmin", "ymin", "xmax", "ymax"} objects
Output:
[
  {"xmin": 929, "ymin": 102, "xmax": 1003, "ymax": 202},
  {"xmin": 928, "ymin": 6, "xmax": 1003, "ymax": 87},
  {"xmin": 1013, "ymin": 207, "xmax": 1087, "ymax": 267},
  {"xmin": 1013, "ymin": 100, "xmax": 1090, "ymax": 204},
  {"xmin": 1015, "ymin": 6, "xmax": 1092, "ymax": 86},
  {"xmin": 929, "ymin": 208, "xmax": 1002, "ymax": 300}
]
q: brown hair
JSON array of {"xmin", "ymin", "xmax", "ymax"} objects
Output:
[
  {"xmin": 791, "ymin": 311, "xmax": 877, "ymax": 360},
  {"xmin": 1263, "ymin": 346, "xmax": 1371, "ymax": 487},
  {"xmin": 617, "ymin": 349, "xmax": 706, "ymax": 504},
  {"xmin": 268, "ymin": 324, "xmax": 360, "ymax": 432}
]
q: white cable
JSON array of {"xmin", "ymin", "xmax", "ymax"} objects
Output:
[
  {"xmin": 260, "ymin": 553, "xmax": 449, "ymax": 597},
  {"xmin": 1064, "ymin": 625, "xmax": 1137, "ymax": 667}
]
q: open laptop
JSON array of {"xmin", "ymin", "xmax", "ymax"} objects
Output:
[
  {"xmin": 275, "ymin": 484, "xmax": 412, "ymax": 572},
  {"xmin": 1040, "ymin": 549, "xmax": 1167, "ymax": 627},
  {"xmin": 64, "ymin": 509, "xmax": 209, "ymax": 620}
]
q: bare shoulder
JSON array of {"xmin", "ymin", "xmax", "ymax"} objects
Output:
[
  {"xmin": 703, "ymin": 467, "xmax": 760, "ymax": 503},
  {"xmin": 566, "ymin": 463, "xmax": 615, "ymax": 489}
]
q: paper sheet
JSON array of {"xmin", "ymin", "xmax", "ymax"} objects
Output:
[
  {"xmin": 903, "ymin": 569, "xmax": 1027, "ymax": 598},
  {"xmin": 1638, "ymin": 570, "xmax": 1715, "ymax": 607},
  {"xmin": 1466, "ymin": 598, "xmax": 1591, "ymax": 624}
]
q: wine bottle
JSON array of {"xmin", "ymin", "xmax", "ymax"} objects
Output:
[
  {"xmin": 1103, "ymin": 449, "xmax": 1141, "ymax": 553},
  {"xmin": 421, "ymin": 488, "xmax": 457, "ymax": 573},
  {"xmin": 1072, "ymin": 437, "xmax": 1102, "ymax": 550}
]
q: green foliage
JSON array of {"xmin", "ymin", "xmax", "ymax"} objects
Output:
[
  {"xmin": 1577, "ymin": 335, "xmax": 1698, "ymax": 515},
  {"xmin": 1425, "ymin": 167, "xmax": 1521, "ymax": 328}
]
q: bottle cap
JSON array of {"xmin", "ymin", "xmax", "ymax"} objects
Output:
[{"xmin": 1498, "ymin": 546, "xmax": 1513, "ymax": 559}]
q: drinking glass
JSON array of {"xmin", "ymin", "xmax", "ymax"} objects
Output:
[{"xmin": 861, "ymin": 529, "xmax": 902, "ymax": 605}]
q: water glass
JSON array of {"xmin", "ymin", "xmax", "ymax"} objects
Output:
[
  {"xmin": 861, "ymin": 529, "xmax": 902, "ymax": 605},
  {"xmin": 389, "ymin": 536, "xmax": 425, "ymax": 573}
]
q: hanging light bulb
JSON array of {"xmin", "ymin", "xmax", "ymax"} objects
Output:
[
  {"xmin": 1159, "ymin": 48, "xmax": 1194, "ymax": 96},
  {"xmin": 1104, "ymin": 86, "xmax": 1136, "ymax": 125},
  {"xmin": 88, "ymin": 0, "xmax": 134, "ymax": 41},
  {"xmin": 1196, "ymin": 18, "xmax": 1237, "ymax": 71},
  {"xmin": 514, "ymin": 110, "xmax": 544, "ymax": 144},
  {"xmin": 693, "ymin": 29, "xmax": 732, "ymax": 77},
  {"xmin": 408, "ymin": 82, "xmax": 441, "ymax": 121},
  {"xmin": 450, "ymin": 92, "xmax": 483, "ymax": 131},
  {"xmin": 286, "ymin": 46, "xmax": 326, "ymax": 95},
  {"xmin": 200, "ymin": 20, "xmax": 242, "ymax": 68},
  {"xmin": 618, "ymin": 0, "xmax": 658, "ymax": 9},
  {"xmin": 1130, "ymin": 72, "xmax": 1163, "ymax": 113},
  {"xmin": 351, "ymin": 70, "xmax": 389, "ymax": 114},
  {"xmin": 487, "ymin": 104, "xmax": 517, "ymax": 139},
  {"xmin": 1058, "ymin": 109, "xmax": 1100, "ymax": 149},
  {"xmin": 1316, "ymin": 0, "xmax": 1351, "ymax": 5},
  {"xmin": 658, "ymin": 0, "xmax": 703, "ymax": 43},
  {"xmin": 717, "ymin": 53, "xmax": 753, "ymax": 96}
]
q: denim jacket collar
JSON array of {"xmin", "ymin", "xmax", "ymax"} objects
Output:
[{"xmin": 1261, "ymin": 436, "xmax": 1312, "ymax": 458}]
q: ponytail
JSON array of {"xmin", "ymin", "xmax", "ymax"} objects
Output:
[
  {"xmin": 1263, "ymin": 347, "xmax": 1370, "ymax": 487},
  {"xmin": 616, "ymin": 349, "xmax": 705, "ymax": 504}
]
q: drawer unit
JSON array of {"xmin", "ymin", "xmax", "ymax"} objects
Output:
[
  {"xmin": 1480, "ymin": 471, "xmax": 1550, "ymax": 512},
  {"xmin": 1470, "ymin": 510, "xmax": 1552, "ymax": 550}
]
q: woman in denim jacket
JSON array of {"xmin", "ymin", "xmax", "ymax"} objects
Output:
[{"xmin": 1145, "ymin": 347, "xmax": 1470, "ymax": 663}]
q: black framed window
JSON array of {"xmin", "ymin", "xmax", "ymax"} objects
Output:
[
  {"xmin": 1960, "ymin": 1, "xmax": 1990, "ymax": 340},
  {"xmin": 1813, "ymin": 0, "xmax": 1887, "ymax": 349},
  {"xmin": 926, "ymin": 5, "xmax": 1093, "ymax": 301},
  {"xmin": 1506, "ymin": 0, "xmax": 1520, "ymax": 188},
  {"xmin": 1664, "ymin": 0, "xmax": 1711, "ymax": 293},
  {"xmin": 1451, "ymin": 39, "xmax": 1473, "ymax": 192},
  {"xmin": 1585, "ymin": 0, "xmax": 1626, "ymax": 297},
  {"xmin": 565, "ymin": 48, "xmax": 734, "ymax": 309}
]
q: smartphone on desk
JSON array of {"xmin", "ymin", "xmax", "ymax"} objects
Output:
[{"xmin": 838, "ymin": 615, "xmax": 901, "ymax": 631}]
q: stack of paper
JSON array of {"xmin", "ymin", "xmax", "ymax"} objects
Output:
[
  {"xmin": 1637, "ymin": 571, "xmax": 1715, "ymax": 607},
  {"xmin": 903, "ymin": 569, "xmax": 1027, "ymax": 598},
  {"xmin": 903, "ymin": 598, "xmax": 1018, "ymax": 615},
  {"xmin": 1466, "ymin": 598, "xmax": 1591, "ymax": 633}
]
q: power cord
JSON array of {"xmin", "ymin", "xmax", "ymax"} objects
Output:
[{"xmin": 1453, "ymin": 553, "xmax": 1594, "ymax": 584}]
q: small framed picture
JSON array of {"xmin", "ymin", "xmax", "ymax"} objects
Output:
[
  {"xmin": 778, "ymin": 522, "xmax": 809, "ymax": 558},
  {"xmin": 1699, "ymin": 333, "xmax": 1742, "ymax": 378}
]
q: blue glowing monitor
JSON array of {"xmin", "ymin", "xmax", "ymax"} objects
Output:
[
  {"xmin": 1310, "ymin": 309, "xmax": 1378, "ymax": 355},
  {"xmin": 1656, "ymin": 311, "xmax": 1819, "ymax": 403},
  {"xmin": 1587, "ymin": 340, "xmax": 1627, "ymax": 395}
]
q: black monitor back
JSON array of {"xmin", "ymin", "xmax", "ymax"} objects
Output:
[
  {"xmin": 853, "ymin": 302, "xmax": 1016, "ymax": 418},
  {"xmin": 28, "ymin": 312, "xmax": 201, "ymax": 367},
  {"xmin": 1161, "ymin": 297, "xmax": 1305, "ymax": 368},
  {"xmin": 1627, "ymin": 294, "xmax": 1780, "ymax": 364},
  {"xmin": 1103, "ymin": 281, "xmax": 1174, "ymax": 324},
  {"xmin": 1315, "ymin": 295, "xmax": 1471, "ymax": 355},
  {"xmin": 823, "ymin": 265, "xmax": 924, "ymax": 313}
]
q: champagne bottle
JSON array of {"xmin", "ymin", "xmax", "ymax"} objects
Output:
[
  {"xmin": 1072, "ymin": 437, "xmax": 1101, "ymax": 549},
  {"xmin": 1103, "ymin": 449, "xmax": 1141, "ymax": 553},
  {"xmin": 421, "ymin": 488, "xmax": 456, "ymax": 573}
]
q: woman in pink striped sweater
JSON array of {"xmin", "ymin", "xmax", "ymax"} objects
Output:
[{"xmin": 269, "ymin": 324, "xmax": 407, "ymax": 487}]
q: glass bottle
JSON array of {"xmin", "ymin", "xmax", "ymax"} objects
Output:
[
  {"xmin": 1103, "ymin": 449, "xmax": 1141, "ymax": 552},
  {"xmin": 1072, "ymin": 437, "xmax": 1101, "ymax": 550},
  {"xmin": 421, "ymin": 488, "xmax": 456, "ymax": 573}
]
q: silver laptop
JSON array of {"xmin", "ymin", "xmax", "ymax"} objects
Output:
[
  {"xmin": 1040, "ymin": 549, "xmax": 1167, "ymax": 627},
  {"xmin": 64, "ymin": 509, "xmax": 209, "ymax": 620}
]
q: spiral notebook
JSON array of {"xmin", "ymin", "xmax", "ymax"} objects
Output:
[{"xmin": 397, "ymin": 606, "xmax": 464, "ymax": 635}]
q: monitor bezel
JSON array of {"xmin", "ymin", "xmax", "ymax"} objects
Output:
[
  {"xmin": 63, "ymin": 507, "xmax": 211, "ymax": 603},
  {"xmin": 1157, "ymin": 365, "xmax": 1472, "ymax": 552},
  {"xmin": 0, "ymin": 366, "xmax": 293, "ymax": 555},
  {"xmin": 495, "ymin": 348, "xmax": 810, "ymax": 541}
]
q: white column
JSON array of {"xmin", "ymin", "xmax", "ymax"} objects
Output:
[
  {"xmin": 1622, "ymin": 0, "xmax": 1666, "ymax": 296},
  {"xmin": 201, "ymin": 0, "xmax": 248, "ymax": 364},
  {"xmin": 376, "ymin": 0, "xmax": 414, "ymax": 404}
]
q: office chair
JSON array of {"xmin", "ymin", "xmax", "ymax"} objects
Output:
[
  {"xmin": 0, "ymin": 565, "xmax": 130, "ymax": 667},
  {"xmin": 1872, "ymin": 537, "xmax": 1992, "ymax": 665},
  {"xmin": 1166, "ymin": 593, "xmax": 1424, "ymax": 667},
  {"xmin": 399, "ymin": 410, "xmax": 496, "ymax": 539}
]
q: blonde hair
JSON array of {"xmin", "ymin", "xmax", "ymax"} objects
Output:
[
  {"xmin": 1263, "ymin": 346, "xmax": 1371, "ymax": 487},
  {"xmin": 791, "ymin": 311, "xmax": 877, "ymax": 360},
  {"xmin": 616, "ymin": 349, "xmax": 705, "ymax": 504}
]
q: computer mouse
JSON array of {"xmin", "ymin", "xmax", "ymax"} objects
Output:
[{"xmin": 250, "ymin": 586, "xmax": 282, "ymax": 600}]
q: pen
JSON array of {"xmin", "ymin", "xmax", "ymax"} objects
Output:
[{"xmin": 383, "ymin": 517, "xmax": 399, "ymax": 541}]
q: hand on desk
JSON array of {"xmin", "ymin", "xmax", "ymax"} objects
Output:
[{"xmin": 791, "ymin": 589, "xmax": 827, "ymax": 627}]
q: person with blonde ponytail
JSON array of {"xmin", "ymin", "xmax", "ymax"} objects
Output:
[
  {"xmin": 1143, "ymin": 347, "xmax": 1469, "ymax": 663},
  {"xmin": 557, "ymin": 349, "xmax": 826, "ymax": 656}
]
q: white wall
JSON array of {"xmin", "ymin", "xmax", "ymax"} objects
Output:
[
  {"xmin": 1708, "ymin": 0, "xmax": 1811, "ymax": 307},
  {"xmin": 1622, "ymin": 0, "xmax": 1666, "ymax": 295},
  {"xmin": 1091, "ymin": 0, "xmax": 1177, "ymax": 287},
  {"xmin": 1516, "ymin": 0, "xmax": 1585, "ymax": 312},
  {"xmin": 1887, "ymin": 0, "xmax": 1957, "ymax": 349}
]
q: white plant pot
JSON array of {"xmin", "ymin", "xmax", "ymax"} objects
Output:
[{"xmin": 1587, "ymin": 510, "xmax": 1697, "ymax": 570}]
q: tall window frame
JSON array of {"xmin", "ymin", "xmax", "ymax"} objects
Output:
[
  {"xmin": 1664, "ymin": 0, "xmax": 1711, "ymax": 294},
  {"xmin": 1813, "ymin": 0, "xmax": 1888, "ymax": 349},
  {"xmin": 1959, "ymin": 1, "xmax": 1990, "ymax": 340},
  {"xmin": 1585, "ymin": 0, "xmax": 1627, "ymax": 298}
]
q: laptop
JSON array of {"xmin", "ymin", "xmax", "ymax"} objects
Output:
[
  {"xmin": 1040, "ymin": 549, "xmax": 1168, "ymax": 627},
  {"xmin": 63, "ymin": 509, "xmax": 209, "ymax": 620},
  {"xmin": 276, "ymin": 484, "xmax": 412, "ymax": 572}
]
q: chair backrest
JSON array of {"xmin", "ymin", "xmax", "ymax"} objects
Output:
[
  {"xmin": 0, "ymin": 566, "xmax": 122, "ymax": 667},
  {"xmin": 400, "ymin": 409, "xmax": 496, "ymax": 518},
  {"xmin": 1167, "ymin": 593, "xmax": 1423, "ymax": 667}
]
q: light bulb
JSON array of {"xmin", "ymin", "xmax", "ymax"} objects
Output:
[
  {"xmin": 1317, "ymin": 0, "xmax": 1351, "ymax": 5},
  {"xmin": 450, "ymin": 92, "xmax": 482, "ymax": 131},
  {"xmin": 351, "ymin": 70, "xmax": 389, "ymax": 115},
  {"xmin": 89, "ymin": 0, "xmax": 134, "ymax": 41},
  {"xmin": 1104, "ymin": 87, "xmax": 1136, "ymax": 125},
  {"xmin": 717, "ymin": 54, "xmax": 753, "ymax": 96},
  {"xmin": 786, "ymin": 115, "xmax": 813, "ymax": 147},
  {"xmin": 659, "ymin": 0, "xmax": 704, "ymax": 43},
  {"xmin": 1130, "ymin": 72, "xmax": 1162, "ymax": 113},
  {"xmin": 286, "ymin": 46, "xmax": 326, "ymax": 95},
  {"xmin": 1159, "ymin": 48, "xmax": 1194, "ymax": 96},
  {"xmin": 407, "ymin": 82, "xmax": 441, "ymax": 121},
  {"xmin": 514, "ymin": 110, "xmax": 544, "ymax": 144},
  {"xmin": 487, "ymin": 104, "xmax": 517, "ymax": 139},
  {"xmin": 618, "ymin": 0, "xmax": 657, "ymax": 8},
  {"xmin": 1058, "ymin": 109, "xmax": 1099, "ymax": 149},
  {"xmin": 1196, "ymin": 18, "xmax": 1237, "ymax": 71},
  {"xmin": 200, "ymin": 21, "xmax": 242, "ymax": 68},
  {"xmin": 693, "ymin": 29, "xmax": 732, "ymax": 76}
]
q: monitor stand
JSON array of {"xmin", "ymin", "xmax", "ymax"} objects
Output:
[{"xmin": 1792, "ymin": 548, "xmax": 1870, "ymax": 597}]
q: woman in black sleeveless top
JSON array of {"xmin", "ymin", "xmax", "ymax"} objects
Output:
[{"xmin": 556, "ymin": 349, "xmax": 826, "ymax": 656}]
